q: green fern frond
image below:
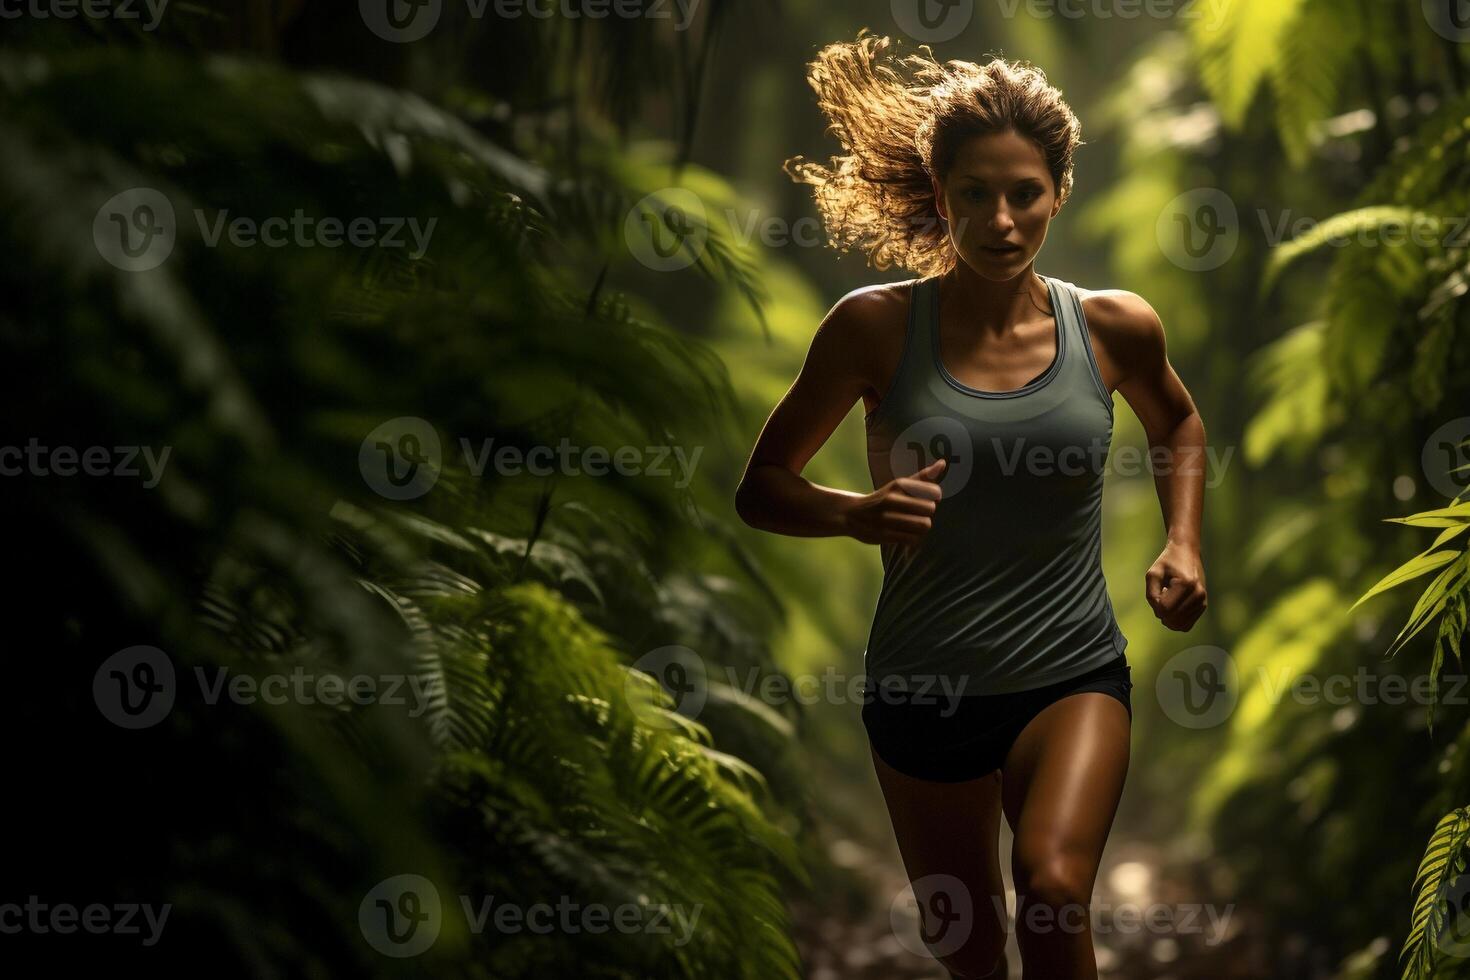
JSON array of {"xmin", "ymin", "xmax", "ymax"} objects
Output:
[
  {"xmin": 1268, "ymin": 0, "xmax": 1358, "ymax": 166},
  {"xmin": 1402, "ymin": 808, "xmax": 1470, "ymax": 978},
  {"xmin": 1242, "ymin": 319, "xmax": 1333, "ymax": 464},
  {"xmin": 1191, "ymin": 0, "xmax": 1308, "ymax": 128}
]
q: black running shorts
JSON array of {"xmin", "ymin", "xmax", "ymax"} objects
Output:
[{"xmin": 861, "ymin": 655, "xmax": 1133, "ymax": 782}]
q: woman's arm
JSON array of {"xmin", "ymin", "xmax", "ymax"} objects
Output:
[
  {"xmin": 734, "ymin": 285, "xmax": 943, "ymax": 548},
  {"xmin": 1086, "ymin": 291, "xmax": 1209, "ymax": 632}
]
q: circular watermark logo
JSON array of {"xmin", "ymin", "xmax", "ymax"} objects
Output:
[
  {"xmin": 1155, "ymin": 645, "xmax": 1238, "ymax": 729},
  {"xmin": 624, "ymin": 188, "xmax": 708, "ymax": 272},
  {"xmin": 625, "ymin": 645, "xmax": 708, "ymax": 728},
  {"xmin": 360, "ymin": 416, "xmax": 442, "ymax": 500},
  {"xmin": 360, "ymin": 874, "xmax": 443, "ymax": 957},
  {"xmin": 360, "ymin": 0, "xmax": 443, "ymax": 43},
  {"xmin": 94, "ymin": 188, "xmax": 176, "ymax": 272},
  {"xmin": 890, "ymin": 0, "xmax": 975, "ymax": 43},
  {"xmin": 1423, "ymin": 417, "xmax": 1470, "ymax": 500},
  {"xmin": 890, "ymin": 416, "xmax": 976, "ymax": 495},
  {"xmin": 1156, "ymin": 188, "xmax": 1238, "ymax": 272},
  {"xmin": 1424, "ymin": 0, "xmax": 1470, "ymax": 42},
  {"xmin": 1436, "ymin": 869, "xmax": 1470, "ymax": 958},
  {"xmin": 93, "ymin": 645, "xmax": 175, "ymax": 729},
  {"xmin": 889, "ymin": 873, "xmax": 975, "ymax": 959}
]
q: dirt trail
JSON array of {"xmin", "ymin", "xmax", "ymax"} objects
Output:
[{"xmin": 790, "ymin": 824, "xmax": 1273, "ymax": 979}]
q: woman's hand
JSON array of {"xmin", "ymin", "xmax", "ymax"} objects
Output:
[
  {"xmin": 842, "ymin": 457, "xmax": 947, "ymax": 548},
  {"xmin": 1146, "ymin": 539, "xmax": 1207, "ymax": 631}
]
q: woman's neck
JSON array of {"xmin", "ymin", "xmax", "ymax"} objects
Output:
[{"xmin": 938, "ymin": 260, "xmax": 1048, "ymax": 336}]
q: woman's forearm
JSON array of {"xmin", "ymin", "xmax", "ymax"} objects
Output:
[
  {"xmin": 1152, "ymin": 412, "xmax": 1206, "ymax": 549},
  {"xmin": 735, "ymin": 463, "xmax": 865, "ymax": 538}
]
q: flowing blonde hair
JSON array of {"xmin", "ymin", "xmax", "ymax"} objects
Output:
[{"xmin": 784, "ymin": 30, "xmax": 1083, "ymax": 277}]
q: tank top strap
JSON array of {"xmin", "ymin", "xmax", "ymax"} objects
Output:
[
  {"xmin": 911, "ymin": 274, "xmax": 939, "ymax": 361},
  {"xmin": 906, "ymin": 274, "xmax": 950, "ymax": 403},
  {"xmin": 863, "ymin": 277, "xmax": 935, "ymax": 428},
  {"xmin": 1044, "ymin": 274, "xmax": 1114, "ymax": 418}
]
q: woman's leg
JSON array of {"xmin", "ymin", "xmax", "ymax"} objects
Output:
[
  {"xmin": 999, "ymin": 692, "xmax": 1131, "ymax": 980},
  {"xmin": 870, "ymin": 747, "xmax": 1011, "ymax": 979}
]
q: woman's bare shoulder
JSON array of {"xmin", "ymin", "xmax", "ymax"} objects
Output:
[
  {"xmin": 824, "ymin": 279, "xmax": 916, "ymax": 334},
  {"xmin": 1077, "ymin": 286, "xmax": 1166, "ymax": 359},
  {"xmin": 818, "ymin": 279, "xmax": 918, "ymax": 402}
]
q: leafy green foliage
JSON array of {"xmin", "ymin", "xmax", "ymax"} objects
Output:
[
  {"xmin": 3, "ymin": 6, "xmax": 810, "ymax": 976},
  {"xmin": 1401, "ymin": 807, "xmax": 1470, "ymax": 980},
  {"xmin": 1088, "ymin": 6, "xmax": 1470, "ymax": 974}
]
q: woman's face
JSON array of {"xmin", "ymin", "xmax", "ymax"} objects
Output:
[{"xmin": 932, "ymin": 129, "xmax": 1062, "ymax": 281}]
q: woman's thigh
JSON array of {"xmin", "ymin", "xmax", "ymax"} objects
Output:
[
  {"xmin": 1000, "ymin": 691, "xmax": 1131, "ymax": 902},
  {"xmin": 870, "ymin": 747, "xmax": 1010, "ymax": 970}
]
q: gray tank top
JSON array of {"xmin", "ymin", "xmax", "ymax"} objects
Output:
[{"xmin": 862, "ymin": 273, "xmax": 1128, "ymax": 695}]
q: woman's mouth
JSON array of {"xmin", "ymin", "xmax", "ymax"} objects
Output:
[{"xmin": 981, "ymin": 243, "xmax": 1023, "ymax": 256}]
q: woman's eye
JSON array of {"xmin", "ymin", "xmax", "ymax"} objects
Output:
[{"xmin": 963, "ymin": 188, "xmax": 1039, "ymax": 205}]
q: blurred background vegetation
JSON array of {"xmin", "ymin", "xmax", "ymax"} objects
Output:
[{"xmin": 4, "ymin": 0, "xmax": 1469, "ymax": 977}]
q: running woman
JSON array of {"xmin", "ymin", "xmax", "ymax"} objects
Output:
[{"xmin": 735, "ymin": 33, "xmax": 1208, "ymax": 980}]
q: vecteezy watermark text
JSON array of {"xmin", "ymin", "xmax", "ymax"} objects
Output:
[
  {"xmin": 195, "ymin": 210, "xmax": 436, "ymax": 259},
  {"xmin": 358, "ymin": 874, "xmax": 702, "ymax": 957},
  {"xmin": 885, "ymin": 420, "xmax": 1233, "ymax": 497},
  {"xmin": 93, "ymin": 188, "xmax": 439, "ymax": 272},
  {"xmin": 0, "ymin": 897, "xmax": 170, "ymax": 946},
  {"xmin": 625, "ymin": 646, "xmax": 981, "ymax": 729},
  {"xmin": 358, "ymin": 417, "xmax": 706, "ymax": 500},
  {"xmin": 359, "ymin": 0, "xmax": 701, "ymax": 43},
  {"xmin": 459, "ymin": 437, "xmax": 702, "ymax": 486},
  {"xmin": 1, "ymin": 440, "xmax": 170, "ymax": 488},
  {"xmin": 0, "ymin": 0, "xmax": 169, "ymax": 30},
  {"xmin": 889, "ymin": 873, "xmax": 1235, "ymax": 962},
  {"xmin": 92, "ymin": 646, "xmax": 436, "ymax": 729},
  {"xmin": 1158, "ymin": 190, "xmax": 1470, "ymax": 272}
]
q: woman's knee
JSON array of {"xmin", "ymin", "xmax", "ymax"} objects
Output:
[{"xmin": 1014, "ymin": 852, "xmax": 1094, "ymax": 913}]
